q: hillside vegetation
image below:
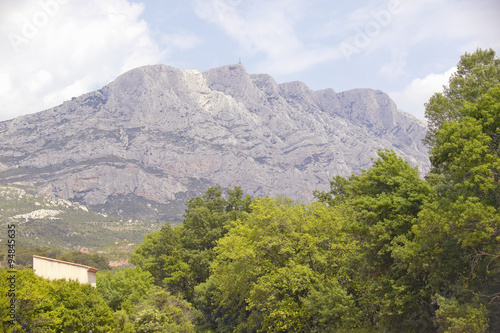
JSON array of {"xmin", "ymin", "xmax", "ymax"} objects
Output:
[
  {"xmin": 0, "ymin": 184, "xmax": 161, "ymax": 267},
  {"xmin": 1, "ymin": 49, "xmax": 499, "ymax": 332}
]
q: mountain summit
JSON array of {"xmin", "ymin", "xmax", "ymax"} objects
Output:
[{"xmin": 0, "ymin": 64, "xmax": 429, "ymax": 220}]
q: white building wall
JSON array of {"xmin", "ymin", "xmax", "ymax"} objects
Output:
[
  {"xmin": 87, "ymin": 270, "xmax": 97, "ymax": 286},
  {"xmin": 33, "ymin": 256, "xmax": 98, "ymax": 287}
]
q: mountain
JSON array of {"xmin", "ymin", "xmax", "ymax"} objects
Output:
[{"xmin": 0, "ymin": 64, "xmax": 429, "ymax": 221}]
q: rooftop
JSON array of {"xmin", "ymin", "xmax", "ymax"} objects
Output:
[{"xmin": 32, "ymin": 255, "xmax": 99, "ymax": 273}]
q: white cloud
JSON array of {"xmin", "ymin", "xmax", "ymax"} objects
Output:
[
  {"xmin": 194, "ymin": 0, "xmax": 343, "ymax": 75},
  {"xmin": 0, "ymin": 72, "xmax": 13, "ymax": 95},
  {"xmin": 194, "ymin": 0, "xmax": 302, "ymax": 55},
  {"xmin": 390, "ymin": 67, "xmax": 456, "ymax": 119},
  {"xmin": 1, "ymin": 0, "xmax": 498, "ymax": 122},
  {"xmin": 333, "ymin": 0, "xmax": 500, "ymax": 74},
  {"xmin": 0, "ymin": 0, "xmax": 170, "ymax": 121}
]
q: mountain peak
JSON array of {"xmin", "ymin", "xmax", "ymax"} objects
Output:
[{"xmin": 0, "ymin": 64, "xmax": 429, "ymax": 220}]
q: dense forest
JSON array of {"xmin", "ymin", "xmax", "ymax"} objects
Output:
[{"xmin": 1, "ymin": 49, "xmax": 499, "ymax": 332}]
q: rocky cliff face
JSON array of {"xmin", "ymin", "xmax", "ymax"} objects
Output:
[{"xmin": 0, "ymin": 64, "xmax": 429, "ymax": 220}]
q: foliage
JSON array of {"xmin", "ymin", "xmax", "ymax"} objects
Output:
[
  {"xmin": 0, "ymin": 268, "xmax": 116, "ymax": 332},
  {"xmin": 194, "ymin": 197, "xmax": 363, "ymax": 332},
  {"xmin": 434, "ymin": 296, "xmax": 489, "ymax": 333},
  {"xmin": 429, "ymin": 86, "xmax": 500, "ymax": 205},
  {"xmin": 130, "ymin": 222, "xmax": 183, "ymax": 286},
  {"xmin": 316, "ymin": 149, "xmax": 437, "ymax": 331},
  {"xmin": 5, "ymin": 246, "xmax": 63, "ymax": 268},
  {"xmin": 0, "ymin": 184, "xmax": 161, "ymax": 253},
  {"xmin": 2, "ymin": 245, "xmax": 110, "ymax": 271},
  {"xmin": 421, "ymin": 49, "xmax": 500, "ymax": 331},
  {"xmin": 97, "ymin": 267, "xmax": 154, "ymax": 311},
  {"xmin": 58, "ymin": 251, "xmax": 111, "ymax": 270},
  {"xmin": 3, "ymin": 49, "xmax": 500, "ymax": 332},
  {"xmin": 132, "ymin": 288, "xmax": 197, "ymax": 333},
  {"xmin": 131, "ymin": 186, "xmax": 252, "ymax": 300},
  {"xmin": 96, "ymin": 267, "xmax": 197, "ymax": 332},
  {"xmin": 425, "ymin": 48, "xmax": 500, "ymax": 145},
  {"xmin": 0, "ymin": 266, "xmax": 197, "ymax": 332}
]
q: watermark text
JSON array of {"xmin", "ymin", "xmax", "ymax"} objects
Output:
[
  {"xmin": 340, "ymin": 0, "xmax": 404, "ymax": 62},
  {"xmin": 7, "ymin": 0, "xmax": 68, "ymax": 53},
  {"xmin": 6, "ymin": 224, "xmax": 16, "ymax": 325}
]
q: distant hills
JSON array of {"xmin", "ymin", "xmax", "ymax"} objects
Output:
[
  {"xmin": 0, "ymin": 63, "xmax": 429, "ymax": 221},
  {"xmin": 0, "ymin": 184, "xmax": 156, "ymax": 255}
]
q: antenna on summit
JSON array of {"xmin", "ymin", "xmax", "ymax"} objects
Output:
[{"xmin": 238, "ymin": 57, "xmax": 242, "ymax": 64}]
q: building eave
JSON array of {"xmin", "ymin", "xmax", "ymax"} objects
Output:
[{"xmin": 32, "ymin": 255, "xmax": 99, "ymax": 273}]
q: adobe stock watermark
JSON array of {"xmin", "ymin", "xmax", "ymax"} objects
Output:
[
  {"xmin": 340, "ymin": 0, "xmax": 403, "ymax": 62},
  {"xmin": 7, "ymin": 0, "xmax": 68, "ymax": 53},
  {"xmin": 7, "ymin": 224, "xmax": 17, "ymax": 326}
]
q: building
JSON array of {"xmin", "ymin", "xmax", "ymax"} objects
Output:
[{"xmin": 32, "ymin": 255, "xmax": 99, "ymax": 287}]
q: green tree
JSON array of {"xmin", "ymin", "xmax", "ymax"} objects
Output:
[
  {"xmin": 9, "ymin": 246, "xmax": 63, "ymax": 268},
  {"xmin": 429, "ymin": 86, "xmax": 500, "ymax": 205},
  {"xmin": 132, "ymin": 288, "xmax": 197, "ymax": 333},
  {"xmin": 315, "ymin": 150, "xmax": 437, "ymax": 331},
  {"xmin": 97, "ymin": 267, "xmax": 155, "ymax": 312},
  {"xmin": 434, "ymin": 296, "xmax": 489, "ymax": 333},
  {"xmin": 425, "ymin": 48, "xmax": 500, "ymax": 145},
  {"xmin": 130, "ymin": 222, "xmax": 183, "ymax": 286},
  {"xmin": 0, "ymin": 268, "xmax": 116, "ymax": 332},
  {"xmin": 131, "ymin": 186, "xmax": 252, "ymax": 300},
  {"xmin": 0, "ymin": 268, "xmax": 58, "ymax": 332},
  {"xmin": 48, "ymin": 278, "xmax": 116, "ymax": 332},
  {"xmin": 195, "ymin": 197, "xmax": 362, "ymax": 332},
  {"xmin": 406, "ymin": 49, "xmax": 500, "ymax": 332},
  {"xmin": 96, "ymin": 267, "xmax": 198, "ymax": 332},
  {"xmin": 58, "ymin": 251, "xmax": 111, "ymax": 270}
]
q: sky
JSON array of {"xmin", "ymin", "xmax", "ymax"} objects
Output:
[{"xmin": 1, "ymin": 0, "xmax": 499, "ymax": 122}]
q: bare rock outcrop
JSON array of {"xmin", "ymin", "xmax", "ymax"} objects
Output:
[{"xmin": 0, "ymin": 64, "xmax": 429, "ymax": 219}]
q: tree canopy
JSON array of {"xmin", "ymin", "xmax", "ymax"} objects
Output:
[
  {"xmin": 425, "ymin": 48, "xmax": 500, "ymax": 145},
  {"xmin": 4, "ymin": 48, "xmax": 499, "ymax": 332},
  {"xmin": 131, "ymin": 186, "xmax": 252, "ymax": 300}
]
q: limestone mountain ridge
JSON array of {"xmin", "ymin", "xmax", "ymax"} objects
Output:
[{"xmin": 0, "ymin": 63, "xmax": 430, "ymax": 220}]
